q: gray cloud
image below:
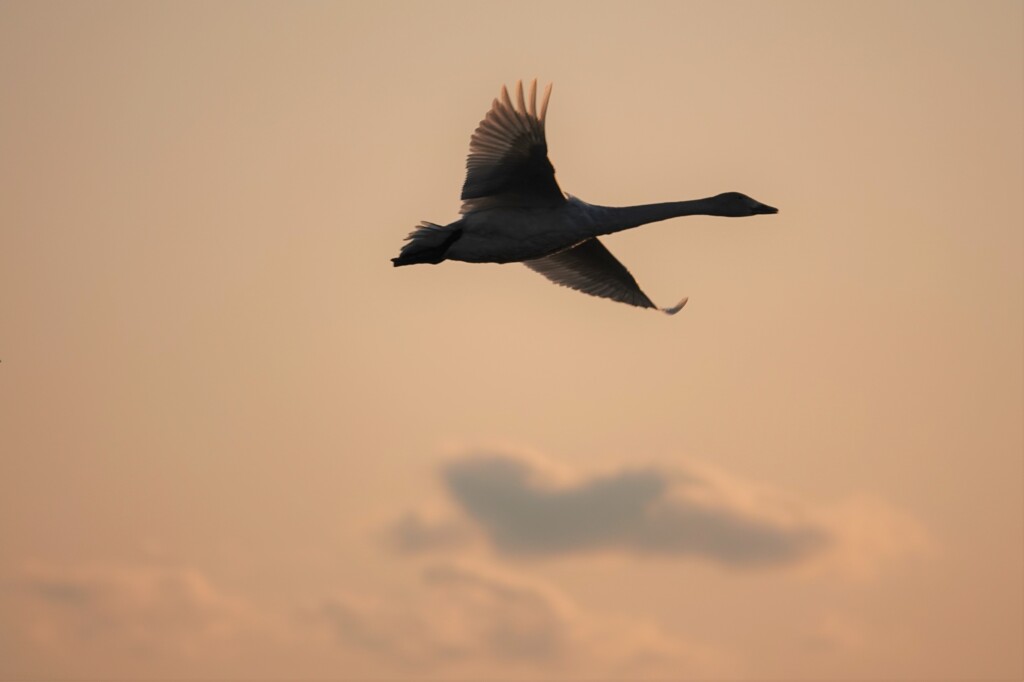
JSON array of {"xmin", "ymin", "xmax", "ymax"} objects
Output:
[
  {"xmin": 26, "ymin": 576, "xmax": 96, "ymax": 605},
  {"xmin": 441, "ymin": 453, "xmax": 828, "ymax": 566},
  {"xmin": 385, "ymin": 511, "xmax": 472, "ymax": 553}
]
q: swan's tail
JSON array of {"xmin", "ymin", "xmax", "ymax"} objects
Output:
[{"xmin": 391, "ymin": 221, "xmax": 463, "ymax": 266}]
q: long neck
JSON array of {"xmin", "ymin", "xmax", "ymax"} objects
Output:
[{"xmin": 588, "ymin": 198, "xmax": 724, "ymax": 236}]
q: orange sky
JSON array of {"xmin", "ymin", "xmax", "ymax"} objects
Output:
[{"xmin": 1, "ymin": 1, "xmax": 1021, "ymax": 679}]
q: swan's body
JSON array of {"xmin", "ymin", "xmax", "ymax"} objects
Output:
[
  {"xmin": 392, "ymin": 80, "xmax": 778, "ymax": 314},
  {"xmin": 447, "ymin": 197, "xmax": 599, "ymax": 263}
]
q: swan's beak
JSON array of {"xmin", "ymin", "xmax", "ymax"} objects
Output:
[{"xmin": 756, "ymin": 202, "xmax": 779, "ymax": 214}]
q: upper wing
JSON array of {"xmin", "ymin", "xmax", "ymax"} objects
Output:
[
  {"xmin": 460, "ymin": 80, "xmax": 565, "ymax": 214},
  {"xmin": 524, "ymin": 239, "xmax": 687, "ymax": 315}
]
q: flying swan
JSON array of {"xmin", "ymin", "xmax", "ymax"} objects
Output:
[{"xmin": 392, "ymin": 80, "xmax": 778, "ymax": 314}]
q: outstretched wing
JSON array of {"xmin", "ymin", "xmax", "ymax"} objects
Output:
[
  {"xmin": 461, "ymin": 80, "xmax": 565, "ymax": 214},
  {"xmin": 524, "ymin": 239, "xmax": 687, "ymax": 315}
]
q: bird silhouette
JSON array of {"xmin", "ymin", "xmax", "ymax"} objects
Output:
[{"xmin": 392, "ymin": 80, "xmax": 778, "ymax": 314}]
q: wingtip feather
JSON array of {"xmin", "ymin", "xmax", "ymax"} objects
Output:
[
  {"xmin": 661, "ymin": 297, "xmax": 689, "ymax": 315},
  {"xmin": 539, "ymin": 82, "xmax": 552, "ymax": 125}
]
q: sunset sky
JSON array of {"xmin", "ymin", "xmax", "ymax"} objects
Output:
[{"xmin": 1, "ymin": 1, "xmax": 1021, "ymax": 679}]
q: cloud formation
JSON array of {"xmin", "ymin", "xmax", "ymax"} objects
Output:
[
  {"xmin": 10, "ymin": 555, "xmax": 733, "ymax": 678},
  {"xmin": 420, "ymin": 562, "xmax": 570, "ymax": 663},
  {"xmin": 440, "ymin": 452, "xmax": 829, "ymax": 566},
  {"xmin": 19, "ymin": 561, "xmax": 264, "ymax": 657},
  {"xmin": 385, "ymin": 511, "xmax": 473, "ymax": 553},
  {"xmin": 318, "ymin": 561, "xmax": 732, "ymax": 677},
  {"xmin": 318, "ymin": 562, "xmax": 573, "ymax": 670}
]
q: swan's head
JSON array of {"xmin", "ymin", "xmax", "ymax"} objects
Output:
[{"xmin": 713, "ymin": 192, "xmax": 779, "ymax": 217}]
